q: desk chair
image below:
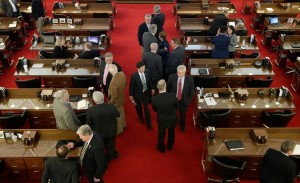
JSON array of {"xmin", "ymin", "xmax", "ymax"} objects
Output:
[
  {"xmin": 286, "ymin": 51, "xmax": 300, "ymax": 75},
  {"xmin": 15, "ymin": 78, "xmax": 41, "ymax": 88},
  {"xmin": 240, "ymin": 52, "xmax": 260, "ymax": 58},
  {"xmin": 208, "ymin": 157, "xmax": 246, "ymax": 183},
  {"xmin": 0, "ymin": 110, "xmax": 28, "ymax": 129},
  {"xmin": 190, "ymin": 51, "xmax": 211, "ymax": 59},
  {"xmin": 262, "ymin": 110, "xmax": 296, "ymax": 127},
  {"xmin": 290, "ymin": 156, "xmax": 300, "ymax": 178},
  {"xmin": 245, "ymin": 77, "xmax": 273, "ymax": 88},
  {"xmin": 271, "ymin": 31, "xmax": 295, "ymax": 51},
  {"xmin": 21, "ymin": 12, "xmax": 35, "ymax": 30},
  {"xmin": 0, "ymin": 159, "xmax": 4, "ymax": 178},
  {"xmin": 73, "ymin": 77, "xmax": 96, "ymax": 88},
  {"xmin": 199, "ymin": 110, "xmax": 231, "ymax": 128}
]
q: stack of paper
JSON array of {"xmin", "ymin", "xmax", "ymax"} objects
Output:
[{"xmin": 77, "ymin": 100, "xmax": 88, "ymax": 110}]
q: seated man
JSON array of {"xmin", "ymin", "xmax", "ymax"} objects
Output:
[
  {"xmin": 76, "ymin": 42, "xmax": 100, "ymax": 59},
  {"xmin": 235, "ymin": 22, "xmax": 248, "ymax": 36}
]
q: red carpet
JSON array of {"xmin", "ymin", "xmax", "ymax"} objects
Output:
[{"xmin": 1, "ymin": 0, "xmax": 300, "ymax": 183}]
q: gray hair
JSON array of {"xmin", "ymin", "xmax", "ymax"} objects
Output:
[
  {"xmin": 281, "ymin": 140, "xmax": 296, "ymax": 154},
  {"xmin": 92, "ymin": 91, "xmax": 104, "ymax": 104},
  {"xmin": 77, "ymin": 124, "xmax": 93, "ymax": 136},
  {"xmin": 148, "ymin": 24, "xmax": 157, "ymax": 35},
  {"xmin": 105, "ymin": 52, "xmax": 113, "ymax": 58},
  {"xmin": 109, "ymin": 64, "xmax": 118, "ymax": 75},
  {"xmin": 154, "ymin": 5, "xmax": 161, "ymax": 13},
  {"xmin": 85, "ymin": 42, "xmax": 93, "ymax": 50},
  {"xmin": 150, "ymin": 43, "xmax": 158, "ymax": 52},
  {"xmin": 177, "ymin": 65, "xmax": 186, "ymax": 72},
  {"xmin": 145, "ymin": 14, "xmax": 151, "ymax": 19},
  {"xmin": 236, "ymin": 22, "xmax": 245, "ymax": 30},
  {"xmin": 157, "ymin": 79, "xmax": 166, "ymax": 91},
  {"xmin": 56, "ymin": 89, "xmax": 69, "ymax": 102}
]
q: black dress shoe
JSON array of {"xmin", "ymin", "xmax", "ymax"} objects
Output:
[
  {"xmin": 139, "ymin": 118, "xmax": 144, "ymax": 123},
  {"xmin": 167, "ymin": 145, "xmax": 173, "ymax": 151},
  {"xmin": 147, "ymin": 124, "xmax": 152, "ymax": 130},
  {"xmin": 156, "ymin": 145, "xmax": 165, "ymax": 153},
  {"xmin": 180, "ymin": 126, "xmax": 186, "ymax": 132},
  {"xmin": 113, "ymin": 152, "xmax": 120, "ymax": 158}
]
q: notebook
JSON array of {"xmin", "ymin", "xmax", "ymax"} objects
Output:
[
  {"xmin": 291, "ymin": 43, "xmax": 300, "ymax": 48},
  {"xmin": 198, "ymin": 68, "xmax": 209, "ymax": 75},
  {"xmin": 224, "ymin": 140, "xmax": 245, "ymax": 151}
]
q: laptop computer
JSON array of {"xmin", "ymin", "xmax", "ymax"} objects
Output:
[
  {"xmin": 269, "ymin": 17, "xmax": 281, "ymax": 27},
  {"xmin": 43, "ymin": 35, "xmax": 55, "ymax": 47},
  {"xmin": 88, "ymin": 36, "xmax": 99, "ymax": 44},
  {"xmin": 291, "ymin": 43, "xmax": 300, "ymax": 48}
]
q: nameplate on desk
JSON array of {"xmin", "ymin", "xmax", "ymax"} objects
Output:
[{"xmin": 32, "ymin": 63, "xmax": 44, "ymax": 68}]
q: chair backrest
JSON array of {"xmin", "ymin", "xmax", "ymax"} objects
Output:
[
  {"xmin": 262, "ymin": 110, "xmax": 296, "ymax": 127},
  {"xmin": 245, "ymin": 77, "xmax": 273, "ymax": 88},
  {"xmin": 211, "ymin": 157, "xmax": 246, "ymax": 181},
  {"xmin": 240, "ymin": 52, "xmax": 260, "ymax": 58},
  {"xmin": 290, "ymin": 156, "xmax": 300, "ymax": 175},
  {"xmin": 92, "ymin": 13, "xmax": 109, "ymax": 18},
  {"xmin": 73, "ymin": 77, "xmax": 96, "ymax": 88},
  {"xmin": 287, "ymin": 50, "xmax": 300, "ymax": 63},
  {"xmin": 15, "ymin": 78, "xmax": 41, "ymax": 88},
  {"xmin": 190, "ymin": 52, "xmax": 211, "ymax": 59},
  {"xmin": 200, "ymin": 109, "xmax": 231, "ymax": 127},
  {"xmin": 194, "ymin": 76, "xmax": 217, "ymax": 88},
  {"xmin": 21, "ymin": 12, "xmax": 31, "ymax": 22},
  {"xmin": 0, "ymin": 111, "xmax": 28, "ymax": 129}
]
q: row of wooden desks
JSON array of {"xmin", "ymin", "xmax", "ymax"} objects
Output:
[
  {"xmin": 175, "ymin": 3, "xmax": 236, "ymax": 16},
  {"xmin": 254, "ymin": 2, "xmax": 300, "ymax": 16}
]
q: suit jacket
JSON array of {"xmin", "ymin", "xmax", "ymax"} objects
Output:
[
  {"xmin": 86, "ymin": 103, "xmax": 120, "ymax": 138},
  {"xmin": 142, "ymin": 32, "xmax": 158, "ymax": 52},
  {"xmin": 235, "ymin": 29, "xmax": 248, "ymax": 36},
  {"xmin": 157, "ymin": 39, "xmax": 170, "ymax": 66},
  {"xmin": 152, "ymin": 92, "xmax": 178, "ymax": 128},
  {"xmin": 260, "ymin": 148, "xmax": 297, "ymax": 183},
  {"xmin": 1, "ymin": 0, "xmax": 20, "ymax": 17},
  {"xmin": 78, "ymin": 50, "xmax": 100, "ymax": 59},
  {"xmin": 137, "ymin": 22, "xmax": 149, "ymax": 46},
  {"xmin": 53, "ymin": 99, "xmax": 81, "ymax": 131},
  {"xmin": 168, "ymin": 45, "xmax": 185, "ymax": 75},
  {"xmin": 211, "ymin": 34, "xmax": 230, "ymax": 58},
  {"xmin": 142, "ymin": 52, "xmax": 163, "ymax": 82},
  {"xmin": 99, "ymin": 61, "xmax": 121, "ymax": 86},
  {"xmin": 32, "ymin": 0, "xmax": 45, "ymax": 20},
  {"xmin": 129, "ymin": 71, "xmax": 153, "ymax": 102},
  {"xmin": 75, "ymin": 132, "xmax": 107, "ymax": 182},
  {"xmin": 167, "ymin": 74, "xmax": 194, "ymax": 107},
  {"xmin": 108, "ymin": 71, "xmax": 127, "ymax": 107},
  {"xmin": 208, "ymin": 14, "xmax": 228, "ymax": 36},
  {"xmin": 42, "ymin": 158, "xmax": 78, "ymax": 183},
  {"xmin": 151, "ymin": 13, "xmax": 165, "ymax": 33},
  {"xmin": 53, "ymin": 46, "xmax": 69, "ymax": 59}
]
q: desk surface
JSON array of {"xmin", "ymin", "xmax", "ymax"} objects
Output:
[
  {"xmin": 255, "ymin": 3, "xmax": 300, "ymax": 15},
  {"xmin": 278, "ymin": 35, "xmax": 300, "ymax": 52},
  {"xmin": 206, "ymin": 128, "xmax": 300, "ymax": 157},
  {"xmin": 0, "ymin": 17, "xmax": 23, "ymax": 31},
  {"xmin": 52, "ymin": 3, "xmax": 113, "ymax": 16},
  {"xmin": 197, "ymin": 88, "xmax": 295, "ymax": 110},
  {"xmin": 264, "ymin": 18, "xmax": 300, "ymax": 31},
  {"xmin": 176, "ymin": 3, "xmax": 236, "ymax": 16},
  {"xmin": 14, "ymin": 59, "xmax": 100, "ymax": 77},
  {"xmin": 179, "ymin": 18, "xmax": 237, "ymax": 31},
  {"xmin": 0, "ymin": 129, "xmax": 80, "ymax": 158},
  {"xmin": 43, "ymin": 18, "xmax": 110, "ymax": 32}
]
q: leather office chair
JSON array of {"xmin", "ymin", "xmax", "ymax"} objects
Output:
[
  {"xmin": 73, "ymin": 77, "xmax": 96, "ymax": 88},
  {"xmin": 245, "ymin": 77, "xmax": 273, "ymax": 88},
  {"xmin": 194, "ymin": 76, "xmax": 217, "ymax": 88},
  {"xmin": 0, "ymin": 159, "xmax": 4, "ymax": 178},
  {"xmin": 199, "ymin": 110, "xmax": 231, "ymax": 128},
  {"xmin": 286, "ymin": 51, "xmax": 300, "ymax": 75},
  {"xmin": 15, "ymin": 78, "xmax": 41, "ymax": 88},
  {"xmin": 0, "ymin": 110, "xmax": 28, "ymax": 129},
  {"xmin": 92, "ymin": 13, "xmax": 109, "ymax": 18},
  {"xmin": 290, "ymin": 156, "xmax": 300, "ymax": 178},
  {"xmin": 21, "ymin": 12, "xmax": 35, "ymax": 30},
  {"xmin": 77, "ymin": 112, "xmax": 87, "ymax": 125},
  {"xmin": 240, "ymin": 52, "xmax": 260, "ymax": 58},
  {"xmin": 190, "ymin": 51, "xmax": 212, "ymax": 59},
  {"xmin": 208, "ymin": 157, "xmax": 246, "ymax": 183},
  {"xmin": 262, "ymin": 110, "xmax": 296, "ymax": 127}
]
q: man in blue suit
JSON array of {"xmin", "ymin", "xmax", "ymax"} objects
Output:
[{"xmin": 211, "ymin": 26, "xmax": 230, "ymax": 59}]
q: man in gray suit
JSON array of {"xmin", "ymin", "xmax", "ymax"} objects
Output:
[
  {"xmin": 142, "ymin": 24, "xmax": 158, "ymax": 53},
  {"xmin": 53, "ymin": 89, "xmax": 81, "ymax": 131},
  {"xmin": 1, "ymin": 0, "xmax": 20, "ymax": 17}
]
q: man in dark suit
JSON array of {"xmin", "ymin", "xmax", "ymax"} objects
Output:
[
  {"xmin": 99, "ymin": 52, "xmax": 122, "ymax": 96},
  {"xmin": 142, "ymin": 42, "xmax": 163, "ymax": 93},
  {"xmin": 152, "ymin": 79, "xmax": 178, "ymax": 153},
  {"xmin": 211, "ymin": 26, "xmax": 230, "ymax": 59},
  {"xmin": 42, "ymin": 145, "xmax": 79, "ymax": 183},
  {"xmin": 68, "ymin": 125, "xmax": 107, "ymax": 183},
  {"xmin": 1, "ymin": 0, "xmax": 20, "ymax": 17},
  {"xmin": 167, "ymin": 65, "xmax": 194, "ymax": 132},
  {"xmin": 32, "ymin": 0, "xmax": 45, "ymax": 35},
  {"xmin": 138, "ymin": 14, "xmax": 151, "ymax": 51},
  {"xmin": 129, "ymin": 61, "xmax": 154, "ymax": 129},
  {"xmin": 168, "ymin": 38, "xmax": 185, "ymax": 75},
  {"xmin": 87, "ymin": 91, "xmax": 120, "ymax": 162},
  {"xmin": 151, "ymin": 5, "xmax": 165, "ymax": 39},
  {"xmin": 208, "ymin": 13, "xmax": 228, "ymax": 36},
  {"xmin": 142, "ymin": 24, "xmax": 158, "ymax": 53},
  {"xmin": 76, "ymin": 42, "xmax": 100, "ymax": 59},
  {"xmin": 260, "ymin": 141, "xmax": 297, "ymax": 183}
]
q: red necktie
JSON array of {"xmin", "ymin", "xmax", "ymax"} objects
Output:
[{"xmin": 177, "ymin": 79, "xmax": 182, "ymax": 100}]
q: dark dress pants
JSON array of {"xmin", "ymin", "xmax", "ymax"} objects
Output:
[
  {"xmin": 135, "ymin": 91, "xmax": 151, "ymax": 126},
  {"xmin": 103, "ymin": 136, "xmax": 117, "ymax": 162},
  {"xmin": 158, "ymin": 124, "xmax": 175, "ymax": 151},
  {"xmin": 179, "ymin": 101, "xmax": 188, "ymax": 128}
]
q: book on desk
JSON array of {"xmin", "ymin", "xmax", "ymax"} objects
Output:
[{"xmin": 224, "ymin": 140, "xmax": 245, "ymax": 151}]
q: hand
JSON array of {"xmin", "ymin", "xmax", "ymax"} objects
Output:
[
  {"xmin": 94, "ymin": 177, "xmax": 101, "ymax": 182},
  {"xmin": 73, "ymin": 54, "xmax": 78, "ymax": 59},
  {"xmin": 151, "ymin": 89, "xmax": 155, "ymax": 96},
  {"xmin": 67, "ymin": 142, "xmax": 74, "ymax": 149},
  {"xmin": 163, "ymin": 47, "xmax": 167, "ymax": 51},
  {"xmin": 129, "ymin": 96, "xmax": 136, "ymax": 105}
]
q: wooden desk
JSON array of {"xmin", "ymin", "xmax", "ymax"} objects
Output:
[
  {"xmin": 52, "ymin": 3, "xmax": 113, "ymax": 18},
  {"xmin": 176, "ymin": 3, "xmax": 236, "ymax": 16},
  {"xmin": 0, "ymin": 129, "xmax": 80, "ymax": 182},
  {"xmin": 0, "ymin": 35, "xmax": 12, "ymax": 68},
  {"xmin": 254, "ymin": 3, "xmax": 300, "ymax": 16},
  {"xmin": 0, "ymin": 2, "xmax": 32, "ymax": 16},
  {"xmin": 0, "ymin": 88, "xmax": 90, "ymax": 128},
  {"xmin": 43, "ymin": 18, "xmax": 111, "ymax": 32},
  {"xmin": 0, "ymin": 17, "xmax": 26, "ymax": 48},
  {"xmin": 184, "ymin": 36, "xmax": 258, "ymax": 52},
  {"xmin": 203, "ymin": 128, "xmax": 300, "ymax": 179},
  {"xmin": 179, "ymin": 18, "xmax": 237, "ymax": 31},
  {"xmin": 263, "ymin": 17, "xmax": 300, "ymax": 32},
  {"xmin": 14, "ymin": 59, "xmax": 100, "ymax": 88},
  {"xmin": 277, "ymin": 35, "xmax": 300, "ymax": 53},
  {"xmin": 190, "ymin": 59, "xmax": 275, "ymax": 87}
]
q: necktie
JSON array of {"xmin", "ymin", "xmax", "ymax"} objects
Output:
[
  {"xmin": 80, "ymin": 142, "xmax": 89, "ymax": 166},
  {"xmin": 141, "ymin": 74, "xmax": 147, "ymax": 92},
  {"xmin": 177, "ymin": 79, "xmax": 182, "ymax": 100},
  {"xmin": 103, "ymin": 64, "xmax": 109, "ymax": 85}
]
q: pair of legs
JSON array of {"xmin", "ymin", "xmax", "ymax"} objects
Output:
[
  {"xmin": 135, "ymin": 91, "xmax": 151, "ymax": 129},
  {"xmin": 179, "ymin": 102, "xmax": 188, "ymax": 132},
  {"xmin": 157, "ymin": 125, "xmax": 175, "ymax": 153},
  {"xmin": 102, "ymin": 136, "xmax": 118, "ymax": 162}
]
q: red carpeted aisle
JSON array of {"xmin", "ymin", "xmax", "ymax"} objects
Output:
[{"xmin": 1, "ymin": 0, "xmax": 300, "ymax": 183}]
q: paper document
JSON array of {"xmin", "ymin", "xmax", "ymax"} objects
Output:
[
  {"xmin": 292, "ymin": 144, "xmax": 300, "ymax": 155},
  {"xmin": 185, "ymin": 45, "xmax": 201, "ymax": 50},
  {"xmin": 190, "ymin": 68, "xmax": 200, "ymax": 76},
  {"xmin": 8, "ymin": 24, "xmax": 17, "ymax": 28},
  {"xmin": 77, "ymin": 100, "xmax": 88, "ymax": 110},
  {"xmin": 204, "ymin": 97, "xmax": 217, "ymax": 106},
  {"xmin": 266, "ymin": 8, "xmax": 273, "ymax": 12},
  {"xmin": 32, "ymin": 63, "xmax": 44, "ymax": 68}
]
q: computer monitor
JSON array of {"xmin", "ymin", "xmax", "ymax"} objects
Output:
[
  {"xmin": 228, "ymin": 22, "xmax": 235, "ymax": 27},
  {"xmin": 88, "ymin": 36, "xmax": 99, "ymax": 44},
  {"xmin": 43, "ymin": 32, "xmax": 56, "ymax": 45},
  {"xmin": 269, "ymin": 17, "xmax": 279, "ymax": 25}
]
